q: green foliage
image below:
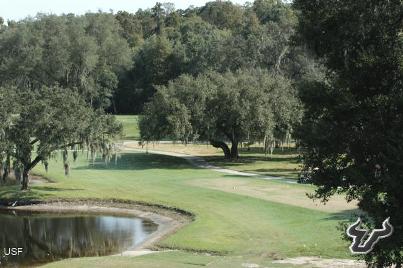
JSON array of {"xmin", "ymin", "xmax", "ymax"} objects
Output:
[
  {"xmin": 114, "ymin": 1, "xmax": 315, "ymax": 114},
  {"xmin": 198, "ymin": 1, "xmax": 244, "ymax": 30},
  {"xmin": 140, "ymin": 69, "xmax": 301, "ymax": 159},
  {"xmin": 295, "ymin": 0, "xmax": 403, "ymax": 266},
  {"xmin": 0, "ymin": 13, "xmax": 132, "ymax": 109}
]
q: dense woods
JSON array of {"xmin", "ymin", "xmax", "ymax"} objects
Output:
[{"xmin": 114, "ymin": 1, "xmax": 316, "ymax": 114}]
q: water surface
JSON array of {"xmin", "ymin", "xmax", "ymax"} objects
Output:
[{"xmin": 0, "ymin": 210, "xmax": 158, "ymax": 267}]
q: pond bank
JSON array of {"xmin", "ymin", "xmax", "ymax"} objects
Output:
[{"xmin": 0, "ymin": 200, "xmax": 192, "ymax": 256}]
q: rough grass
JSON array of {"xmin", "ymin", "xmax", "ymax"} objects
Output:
[{"xmin": 0, "ymin": 150, "xmax": 357, "ymax": 267}]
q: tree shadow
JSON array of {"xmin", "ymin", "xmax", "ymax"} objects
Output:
[
  {"xmin": 252, "ymin": 168, "xmax": 298, "ymax": 173},
  {"xmin": 321, "ymin": 209, "xmax": 364, "ymax": 221},
  {"xmin": 203, "ymin": 155, "xmax": 299, "ymax": 166},
  {"xmin": 0, "ymin": 186, "xmax": 52, "ymax": 204},
  {"xmin": 33, "ymin": 186, "xmax": 84, "ymax": 192},
  {"xmin": 237, "ymin": 146, "xmax": 299, "ymax": 156},
  {"xmin": 73, "ymin": 153, "xmax": 193, "ymax": 171}
]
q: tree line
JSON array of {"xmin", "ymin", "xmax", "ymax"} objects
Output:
[{"xmin": 0, "ymin": 1, "xmax": 315, "ymax": 161}]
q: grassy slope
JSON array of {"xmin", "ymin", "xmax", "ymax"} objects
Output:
[{"xmin": 0, "ymin": 151, "xmax": 355, "ymax": 267}]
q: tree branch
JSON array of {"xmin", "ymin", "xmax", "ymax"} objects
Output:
[
  {"xmin": 27, "ymin": 155, "xmax": 43, "ymax": 171},
  {"xmin": 30, "ymin": 138, "xmax": 39, "ymax": 145}
]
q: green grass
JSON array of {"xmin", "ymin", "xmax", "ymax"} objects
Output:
[
  {"xmin": 42, "ymin": 251, "xmax": 295, "ymax": 268},
  {"xmin": 116, "ymin": 115, "xmax": 140, "ymax": 140},
  {"xmin": 0, "ymin": 150, "xmax": 356, "ymax": 267},
  {"xmin": 116, "ymin": 115, "xmax": 300, "ymax": 179},
  {"xmin": 204, "ymin": 147, "xmax": 301, "ymax": 179}
]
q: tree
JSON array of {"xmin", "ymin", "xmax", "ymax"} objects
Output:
[
  {"xmin": 0, "ymin": 88, "xmax": 17, "ymax": 182},
  {"xmin": 0, "ymin": 13, "xmax": 132, "ymax": 110},
  {"xmin": 294, "ymin": 0, "xmax": 403, "ymax": 266},
  {"xmin": 199, "ymin": 1, "xmax": 244, "ymax": 30},
  {"xmin": 115, "ymin": 11, "xmax": 144, "ymax": 48},
  {"xmin": 0, "ymin": 86, "xmax": 121, "ymax": 190},
  {"xmin": 140, "ymin": 69, "xmax": 300, "ymax": 159},
  {"xmin": 172, "ymin": 16, "xmax": 230, "ymax": 74}
]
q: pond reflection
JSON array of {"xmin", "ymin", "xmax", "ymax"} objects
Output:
[{"xmin": 0, "ymin": 210, "xmax": 158, "ymax": 267}]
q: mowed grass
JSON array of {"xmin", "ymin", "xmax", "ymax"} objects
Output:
[
  {"xmin": 117, "ymin": 115, "xmax": 300, "ymax": 179},
  {"xmin": 126, "ymin": 141, "xmax": 301, "ymax": 179},
  {"xmin": 0, "ymin": 150, "xmax": 356, "ymax": 267},
  {"xmin": 116, "ymin": 115, "xmax": 140, "ymax": 140},
  {"xmin": 205, "ymin": 147, "xmax": 301, "ymax": 179}
]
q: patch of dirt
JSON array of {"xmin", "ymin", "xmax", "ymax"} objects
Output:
[{"xmin": 273, "ymin": 256, "xmax": 365, "ymax": 268}]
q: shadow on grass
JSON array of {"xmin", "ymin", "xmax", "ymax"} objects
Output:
[
  {"xmin": 0, "ymin": 185, "xmax": 84, "ymax": 204},
  {"xmin": 0, "ymin": 186, "xmax": 52, "ymax": 203},
  {"xmin": 74, "ymin": 153, "xmax": 192, "ymax": 171},
  {"xmin": 253, "ymin": 168, "xmax": 299, "ymax": 173},
  {"xmin": 203, "ymin": 155, "xmax": 300, "ymax": 166},
  {"xmin": 33, "ymin": 186, "xmax": 84, "ymax": 192},
  {"xmin": 322, "ymin": 209, "xmax": 363, "ymax": 221},
  {"xmin": 220, "ymin": 174, "xmax": 298, "ymax": 183},
  {"xmin": 238, "ymin": 146, "xmax": 298, "ymax": 154}
]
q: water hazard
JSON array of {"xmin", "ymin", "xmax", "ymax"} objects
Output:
[{"xmin": 0, "ymin": 210, "xmax": 158, "ymax": 267}]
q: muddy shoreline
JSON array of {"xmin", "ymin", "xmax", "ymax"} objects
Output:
[{"xmin": 0, "ymin": 200, "xmax": 192, "ymax": 256}]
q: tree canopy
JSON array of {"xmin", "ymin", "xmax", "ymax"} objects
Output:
[
  {"xmin": 115, "ymin": 0, "xmax": 315, "ymax": 113},
  {"xmin": 295, "ymin": 0, "xmax": 403, "ymax": 266},
  {"xmin": 140, "ymin": 69, "xmax": 301, "ymax": 159},
  {"xmin": 0, "ymin": 13, "xmax": 132, "ymax": 110}
]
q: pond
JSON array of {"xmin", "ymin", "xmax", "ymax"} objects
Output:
[{"xmin": 0, "ymin": 210, "xmax": 158, "ymax": 267}]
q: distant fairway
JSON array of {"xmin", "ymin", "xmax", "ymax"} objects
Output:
[{"xmin": 116, "ymin": 115, "xmax": 140, "ymax": 140}]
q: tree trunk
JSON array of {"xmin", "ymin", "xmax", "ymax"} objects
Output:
[
  {"xmin": 21, "ymin": 168, "xmax": 29, "ymax": 190},
  {"xmin": 210, "ymin": 140, "xmax": 231, "ymax": 159},
  {"xmin": 230, "ymin": 140, "xmax": 239, "ymax": 159},
  {"xmin": 2, "ymin": 154, "xmax": 10, "ymax": 183}
]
